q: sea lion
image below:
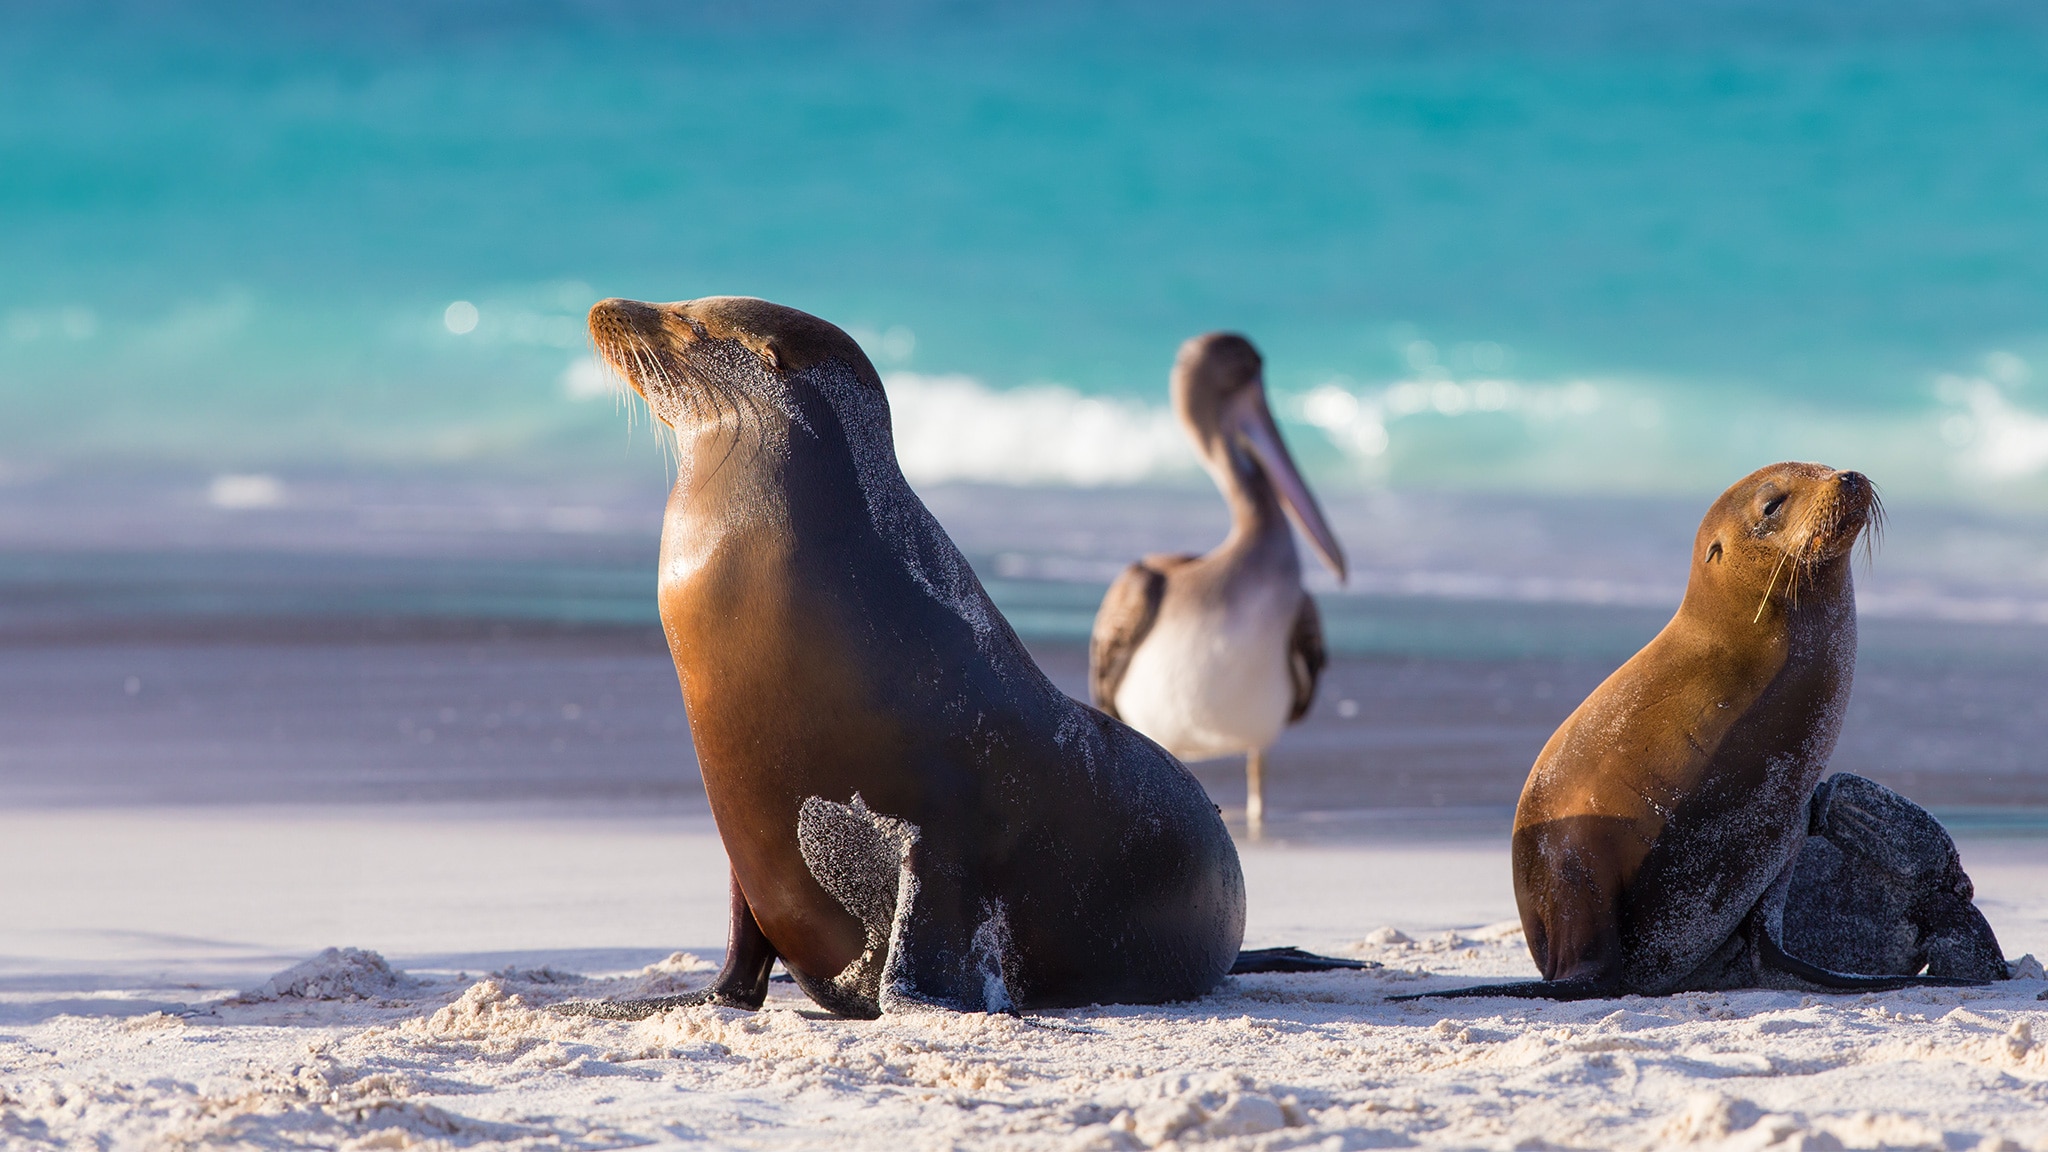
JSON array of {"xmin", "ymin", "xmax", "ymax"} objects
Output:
[
  {"xmin": 1400, "ymin": 462, "xmax": 2004, "ymax": 1000},
  {"xmin": 562, "ymin": 296, "xmax": 1245, "ymax": 1018}
]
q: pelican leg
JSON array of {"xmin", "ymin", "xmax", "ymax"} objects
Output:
[{"xmin": 1246, "ymin": 748, "xmax": 1266, "ymax": 834}]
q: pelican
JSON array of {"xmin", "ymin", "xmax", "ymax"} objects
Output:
[{"xmin": 1089, "ymin": 333, "xmax": 1347, "ymax": 831}]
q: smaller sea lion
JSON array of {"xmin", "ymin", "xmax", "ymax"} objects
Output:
[{"xmin": 1398, "ymin": 463, "xmax": 2006, "ymax": 1000}]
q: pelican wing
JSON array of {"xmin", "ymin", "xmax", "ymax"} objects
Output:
[
  {"xmin": 1088, "ymin": 555, "xmax": 1190, "ymax": 718},
  {"xmin": 1287, "ymin": 592, "xmax": 1327, "ymax": 723}
]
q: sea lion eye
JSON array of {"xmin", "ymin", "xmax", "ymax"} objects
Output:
[{"xmin": 1761, "ymin": 494, "xmax": 1787, "ymax": 518}]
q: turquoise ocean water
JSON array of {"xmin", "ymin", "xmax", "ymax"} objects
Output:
[
  {"xmin": 3, "ymin": 2, "xmax": 2046, "ymax": 818},
  {"xmin": 6, "ymin": 0, "xmax": 2048, "ymax": 502}
]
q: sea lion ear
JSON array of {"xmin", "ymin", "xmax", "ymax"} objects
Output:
[
  {"xmin": 1706, "ymin": 542, "xmax": 1723, "ymax": 564},
  {"xmin": 758, "ymin": 340, "xmax": 783, "ymax": 371}
]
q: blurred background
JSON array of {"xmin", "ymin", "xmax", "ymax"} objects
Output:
[{"xmin": 4, "ymin": 0, "xmax": 2046, "ymax": 828}]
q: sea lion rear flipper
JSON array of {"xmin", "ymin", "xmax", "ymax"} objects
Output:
[
  {"xmin": 1388, "ymin": 976, "xmax": 1617, "ymax": 1002},
  {"xmin": 1230, "ymin": 946, "xmax": 1379, "ymax": 974}
]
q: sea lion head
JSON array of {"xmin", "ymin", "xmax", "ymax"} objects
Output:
[
  {"xmin": 1690, "ymin": 461, "xmax": 1879, "ymax": 617},
  {"xmin": 587, "ymin": 295, "xmax": 885, "ymax": 437}
]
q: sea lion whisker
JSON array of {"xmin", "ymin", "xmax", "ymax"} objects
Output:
[
  {"xmin": 1861, "ymin": 487, "xmax": 1886, "ymax": 569},
  {"xmin": 629, "ymin": 339, "xmax": 687, "ymax": 470},
  {"xmin": 1754, "ymin": 551, "xmax": 1789, "ymax": 624},
  {"xmin": 625, "ymin": 346, "xmax": 664, "ymax": 433}
]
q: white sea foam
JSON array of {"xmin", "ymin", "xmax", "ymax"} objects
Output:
[
  {"xmin": 1296, "ymin": 375, "xmax": 1628, "ymax": 469},
  {"xmin": 883, "ymin": 372, "xmax": 1193, "ymax": 486},
  {"xmin": 559, "ymin": 355, "xmax": 617, "ymax": 400},
  {"xmin": 207, "ymin": 473, "xmax": 286, "ymax": 509},
  {"xmin": 1938, "ymin": 360, "xmax": 2048, "ymax": 480}
]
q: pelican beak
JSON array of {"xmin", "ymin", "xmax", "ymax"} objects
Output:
[{"xmin": 1227, "ymin": 381, "xmax": 1348, "ymax": 581}]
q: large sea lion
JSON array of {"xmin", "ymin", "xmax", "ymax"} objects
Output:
[
  {"xmin": 1402, "ymin": 462, "xmax": 2006, "ymax": 1000},
  {"xmin": 564, "ymin": 296, "xmax": 1246, "ymax": 1018}
]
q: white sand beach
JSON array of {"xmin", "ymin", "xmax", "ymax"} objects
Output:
[{"xmin": 4, "ymin": 803, "xmax": 2044, "ymax": 1151}]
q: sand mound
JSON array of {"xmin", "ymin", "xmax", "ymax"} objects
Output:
[{"xmin": 235, "ymin": 946, "xmax": 410, "ymax": 1003}]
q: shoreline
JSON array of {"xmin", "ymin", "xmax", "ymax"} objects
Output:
[{"xmin": 2, "ymin": 800, "xmax": 2044, "ymax": 1149}]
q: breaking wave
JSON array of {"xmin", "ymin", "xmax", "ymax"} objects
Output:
[{"xmin": 883, "ymin": 373, "xmax": 1194, "ymax": 486}]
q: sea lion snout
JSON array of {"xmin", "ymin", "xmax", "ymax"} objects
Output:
[
  {"xmin": 589, "ymin": 295, "xmax": 881, "ymax": 430},
  {"xmin": 587, "ymin": 297, "xmax": 697, "ymax": 414},
  {"xmin": 1799, "ymin": 468, "xmax": 1879, "ymax": 561}
]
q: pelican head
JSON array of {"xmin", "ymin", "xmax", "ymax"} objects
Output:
[{"xmin": 1172, "ymin": 333, "xmax": 1347, "ymax": 581}]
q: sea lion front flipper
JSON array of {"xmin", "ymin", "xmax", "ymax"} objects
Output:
[
  {"xmin": 552, "ymin": 993, "xmax": 713, "ymax": 1020},
  {"xmin": 794, "ymin": 794, "xmax": 919, "ymax": 1016},
  {"xmin": 794, "ymin": 794, "xmax": 1015, "ymax": 1015},
  {"xmin": 551, "ymin": 870, "xmax": 779, "ymax": 1020}
]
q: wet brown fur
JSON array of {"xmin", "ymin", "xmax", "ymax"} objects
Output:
[
  {"xmin": 585, "ymin": 295, "xmax": 1245, "ymax": 1016},
  {"xmin": 1512, "ymin": 462, "xmax": 1878, "ymax": 993}
]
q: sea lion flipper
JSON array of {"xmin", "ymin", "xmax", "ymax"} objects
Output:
[
  {"xmin": 1230, "ymin": 946, "xmax": 1378, "ymax": 974},
  {"xmin": 693, "ymin": 869, "xmax": 780, "ymax": 1009},
  {"xmin": 549, "ymin": 870, "xmax": 779, "ymax": 1019},
  {"xmin": 877, "ymin": 844, "xmax": 1018, "ymax": 1014},
  {"xmin": 797, "ymin": 794, "xmax": 916, "ymax": 935},
  {"xmin": 550, "ymin": 990, "xmax": 740, "ymax": 1020},
  {"xmin": 1388, "ymin": 977, "xmax": 1618, "ymax": 1002},
  {"xmin": 795, "ymin": 795, "xmax": 1015, "ymax": 1014}
]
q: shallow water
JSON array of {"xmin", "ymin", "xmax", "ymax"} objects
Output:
[{"xmin": 3, "ymin": 478, "xmax": 2042, "ymax": 821}]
